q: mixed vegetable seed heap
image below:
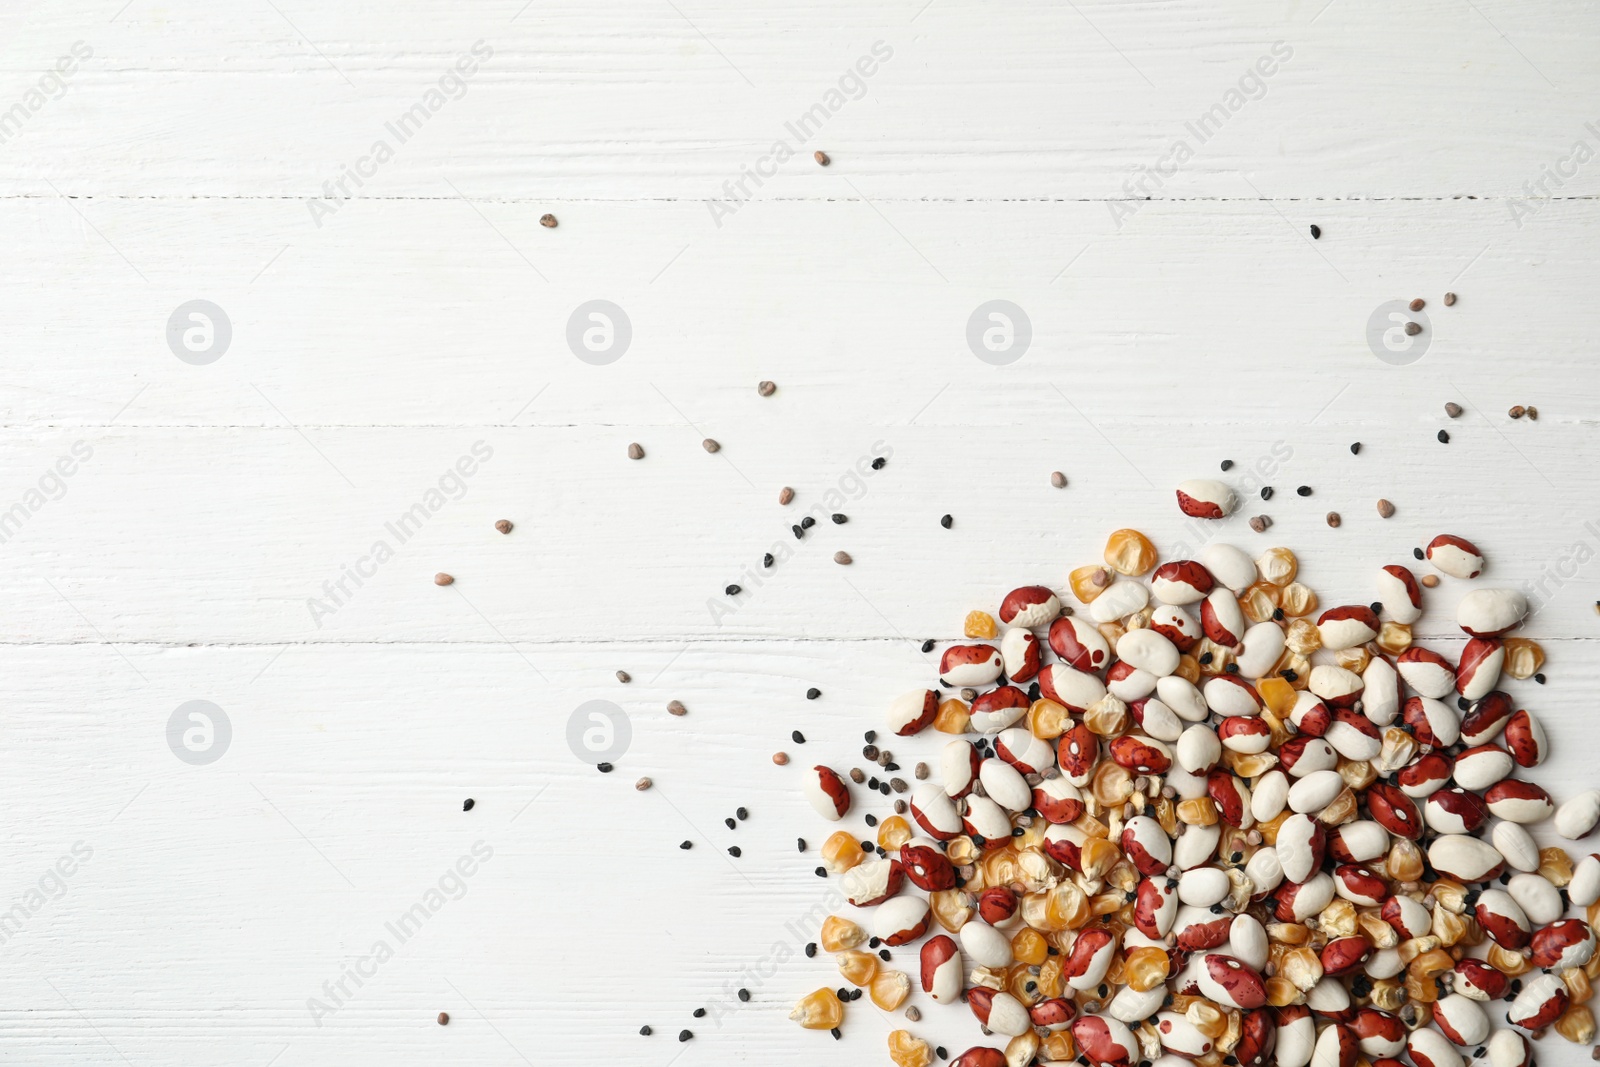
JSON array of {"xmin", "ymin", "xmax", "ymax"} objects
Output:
[{"xmin": 795, "ymin": 488, "xmax": 1600, "ymax": 1067}]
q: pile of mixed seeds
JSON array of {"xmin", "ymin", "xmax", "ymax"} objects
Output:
[{"xmin": 793, "ymin": 486, "xmax": 1600, "ymax": 1067}]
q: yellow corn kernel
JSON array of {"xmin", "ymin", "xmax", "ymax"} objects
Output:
[
  {"xmin": 1069, "ymin": 565, "xmax": 1114, "ymax": 603},
  {"xmin": 929, "ymin": 888, "xmax": 973, "ymax": 933},
  {"xmin": 1223, "ymin": 749, "xmax": 1278, "ymax": 779},
  {"xmin": 1037, "ymin": 955, "xmax": 1065, "ymax": 999},
  {"xmin": 965, "ymin": 610, "xmax": 998, "ymax": 639},
  {"xmin": 1008, "ymin": 961, "xmax": 1042, "ymax": 1006},
  {"xmin": 1091, "ymin": 762, "xmax": 1133, "ymax": 807},
  {"xmin": 1386, "ymin": 839, "xmax": 1424, "ymax": 883},
  {"xmin": 1257, "ymin": 675, "xmax": 1297, "ymax": 717},
  {"xmin": 1556, "ymin": 1003, "xmax": 1596, "ymax": 1044},
  {"xmin": 1368, "ymin": 977, "xmax": 1404, "ymax": 1012},
  {"xmin": 790, "ymin": 988, "xmax": 844, "ymax": 1030},
  {"xmin": 837, "ymin": 949, "xmax": 879, "ymax": 987},
  {"xmin": 820, "ymin": 915, "xmax": 866, "ymax": 953},
  {"xmin": 1540, "ymin": 847, "xmax": 1574, "ymax": 887},
  {"xmin": 1334, "ymin": 645, "xmax": 1371, "ymax": 674},
  {"xmin": 1266, "ymin": 976, "xmax": 1302, "ymax": 1007},
  {"xmin": 1241, "ymin": 584, "xmax": 1278, "ymax": 624},
  {"xmin": 821, "ymin": 830, "xmax": 865, "ymax": 874},
  {"xmin": 945, "ymin": 836, "xmax": 979, "ymax": 867},
  {"xmin": 1280, "ymin": 582, "xmax": 1318, "ymax": 617},
  {"xmin": 1282, "ymin": 946, "xmax": 1324, "ymax": 991},
  {"xmin": 1376, "ymin": 622, "xmax": 1413, "ymax": 654},
  {"xmin": 1029, "ymin": 698, "xmax": 1068, "ymax": 740},
  {"xmin": 1488, "ymin": 943, "xmax": 1532, "ymax": 976},
  {"xmin": 1104, "ymin": 528, "xmax": 1158, "ymax": 575},
  {"xmin": 1012, "ymin": 927, "xmax": 1049, "ymax": 966},
  {"xmin": 1125, "ymin": 946, "xmax": 1170, "ymax": 991},
  {"xmin": 872, "ymin": 970, "xmax": 911, "ymax": 1011},
  {"xmin": 877, "ymin": 815, "xmax": 913, "ymax": 850},
  {"xmin": 1258, "ymin": 811, "xmax": 1291, "ymax": 845},
  {"xmin": 1283, "ymin": 617, "xmax": 1321, "ymax": 655},
  {"xmin": 1006, "ymin": 1031, "xmax": 1041, "ymax": 1067},
  {"xmin": 1502, "ymin": 637, "xmax": 1544, "ymax": 680},
  {"xmin": 1176, "ymin": 654, "xmax": 1201, "ymax": 683},
  {"xmin": 888, "ymin": 1029, "xmax": 933, "ymax": 1067},
  {"xmin": 1563, "ymin": 965, "xmax": 1593, "ymax": 1005},
  {"xmin": 1084, "ymin": 694, "xmax": 1129, "ymax": 737},
  {"xmin": 1319, "ymin": 786, "xmax": 1359, "ymax": 825},
  {"xmin": 1187, "ymin": 1000, "xmax": 1228, "ymax": 1040},
  {"xmin": 933, "ymin": 698, "xmax": 971, "ymax": 734},
  {"xmin": 1043, "ymin": 883, "xmax": 1090, "ymax": 931},
  {"xmin": 1256, "ymin": 547, "xmax": 1297, "ymax": 585},
  {"xmin": 1178, "ymin": 797, "xmax": 1218, "ymax": 826},
  {"xmin": 1042, "ymin": 1031, "xmax": 1075, "ymax": 1062}
]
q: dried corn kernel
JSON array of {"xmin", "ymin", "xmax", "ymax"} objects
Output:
[
  {"xmin": 1257, "ymin": 675, "xmax": 1297, "ymax": 717},
  {"xmin": 933, "ymin": 698, "xmax": 971, "ymax": 734},
  {"xmin": 1241, "ymin": 584, "xmax": 1278, "ymax": 624},
  {"xmin": 965, "ymin": 610, "xmax": 998, "ymax": 639},
  {"xmin": 1279, "ymin": 582, "xmax": 1318, "ymax": 617},
  {"xmin": 1104, "ymin": 529, "xmax": 1158, "ymax": 575},
  {"xmin": 1256, "ymin": 547, "xmax": 1297, "ymax": 585},
  {"xmin": 1282, "ymin": 946, "xmax": 1323, "ymax": 991},
  {"xmin": 1334, "ymin": 645, "xmax": 1371, "ymax": 674},
  {"xmin": 1092, "ymin": 761, "xmax": 1134, "ymax": 806},
  {"xmin": 889, "ymin": 1029, "xmax": 933, "ymax": 1067},
  {"xmin": 1502, "ymin": 637, "xmax": 1545, "ymax": 680},
  {"xmin": 1386, "ymin": 838, "xmax": 1424, "ymax": 883},
  {"xmin": 1176, "ymin": 654, "xmax": 1201, "ymax": 683},
  {"xmin": 1556, "ymin": 1003, "xmax": 1596, "ymax": 1044},
  {"xmin": 929, "ymin": 889, "xmax": 974, "ymax": 933},
  {"xmin": 1488, "ymin": 942, "xmax": 1532, "ymax": 976},
  {"xmin": 820, "ymin": 915, "xmax": 866, "ymax": 953},
  {"xmin": 1005, "ymin": 1031, "xmax": 1040, "ymax": 1067},
  {"xmin": 1029, "ymin": 698, "xmax": 1068, "ymax": 740},
  {"xmin": 1540, "ymin": 847, "xmax": 1574, "ymax": 887},
  {"xmin": 1125, "ymin": 946, "xmax": 1170, "ymax": 991},
  {"xmin": 872, "ymin": 970, "xmax": 911, "ymax": 1011},
  {"xmin": 821, "ymin": 830, "xmax": 865, "ymax": 873},
  {"xmin": 877, "ymin": 816, "xmax": 913, "ymax": 850},
  {"xmin": 1177, "ymin": 797, "xmax": 1218, "ymax": 826},
  {"xmin": 1084, "ymin": 694, "xmax": 1129, "ymax": 737},
  {"xmin": 1097, "ymin": 621, "xmax": 1127, "ymax": 647},
  {"xmin": 1069, "ymin": 565, "xmax": 1114, "ymax": 603},
  {"xmin": 790, "ymin": 988, "xmax": 844, "ymax": 1030},
  {"xmin": 1563, "ymin": 966, "xmax": 1594, "ymax": 1005},
  {"xmin": 1376, "ymin": 621, "xmax": 1413, "ymax": 654},
  {"xmin": 1284, "ymin": 617, "xmax": 1321, "ymax": 655},
  {"xmin": 838, "ymin": 949, "xmax": 878, "ymax": 986}
]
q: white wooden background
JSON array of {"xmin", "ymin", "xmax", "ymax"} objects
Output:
[{"xmin": 4, "ymin": 1, "xmax": 1600, "ymax": 1063}]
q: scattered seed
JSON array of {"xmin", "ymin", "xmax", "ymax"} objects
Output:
[
  {"xmin": 829, "ymin": 514, "xmax": 848, "ymax": 526},
  {"xmin": 679, "ymin": 1030, "xmax": 693, "ymax": 1042},
  {"xmin": 616, "ymin": 670, "xmax": 632, "ymax": 683},
  {"xmin": 1445, "ymin": 401, "xmax": 1463, "ymax": 418},
  {"xmin": 1326, "ymin": 512, "xmax": 1341, "ymax": 528},
  {"xmin": 736, "ymin": 806, "xmax": 748, "ymax": 820},
  {"xmin": 1220, "ymin": 459, "xmax": 1234, "ymax": 471},
  {"xmin": 1409, "ymin": 298, "xmax": 1425, "ymax": 312},
  {"xmin": 1260, "ymin": 486, "xmax": 1274, "ymax": 500},
  {"xmin": 494, "ymin": 519, "xmax": 513, "ymax": 535},
  {"xmin": 438, "ymin": 1012, "xmax": 450, "ymax": 1025},
  {"xmin": 806, "ymin": 688, "xmax": 821, "ymax": 701},
  {"xmin": 849, "ymin": 768, "xmax": 865, "ymax": 783},
  {"xmin": 1309, "ymin": 224, "xmax": 1321, "ymax": 239},
  {"xmin": 778, "ymin": 487, "xmax": 795, "ymax": 505},
  {"xmin": 893, "ymin": 799, "xmax": 907, "ymax": 813},
  {"xmin": 1413, "ymin": 547, "xmax": 1426, "ymax": 560},
  {"xmin": 905, "ymin": 1006, "xmax": 921, "ymax": 1022},
  {"xmin": 1437, "ymin": 429, "xmax": 1450, "ymax": 443},
  {"xmin": 434, "ymin": 573, "xmax": 454, "ymax": 586},
  {"xmin": 539, "ymin": 213, "xmax": 557, "ymax": 228},
  {"xmin": 679, "ymin": 840, "xmax": 692, "ymax": 849},
  {"xmin": 738, "ymin": 988, "xmax": 750, "ymax": 1002},
  {"xmin": 921, "ymin": 640, "xmax": 934, "ymax": 653},
  {"xmin": 693, "ymin": 1008, "xmax": 706, "ymax": 1018},
  {"xmin": 597, "ymin": 762, "xmax": 613, "ymax": 773},
  {"xmin": 960, "ymin": 688, "xmax": 977, "ymax": 702},
  {"xmin": 772, "ymin": 752, "xmax": 789, "ymax": 765},
  {"xmin": 792, "ymin": 524, "xmax": 804, "ymax": 540},
  {"xmin": 814, "ymin": 150, "xmax": 830, "ymax": 166},
  {"xmin": 636, "ymin": 777, "xmax": 652, "ymax": 791},
  {"xmin": 1421, "ymin": 574, "xmax": 1440, "ymax": 587},
  {"xmin": 1349, "ymin": 442, "xmax": 1361, "ymax": 455},
  {"xmin": 702, "ymin": 438, "xmax": 720, "ymax": 453},
  {"xmin": 627, "ymin": 442, "xmax": 645, "ymax": 460},
  {"xmin": 915, "ymin": 762, "xmax": 929, "ymax": 780},
  {"xmin": 725, "ymin": 584, "xmax": 742, "ymax": 596},
  {"xmin": 1296, "ymin": 485, "xmax": 1312, "ymax": 497},
  {"xmin": 940, "ymin": 514, "xmax": 953, "ymax": 529},
  {"xmin": 726, "ymin": 846, "xmax": 741, "ymax": 857},
  {"xmin": 792, "ymin": 730, "xmax": 806, "ymax": 744},
  {"xmin": 668, "ymin": 700, "xmax": 687, "ymax": 717},
  {"xmin": 871, "ymin": 457, "xmax": 886, "ymax": 470},
  {"xmin": 1050, "ymin": 471, "xmax": 1067, "ymax": 488},
  {"xmin": 1444, "ymin": 291, "xmax": 1458, "ymax": 306},
  {"xmin": 1510, "ymin": 405, "xmax": 1526, "ymax": 419},
  {"xmin": 463, "ymin": 798, "xmax": 475, "ymax": 811},
  {"xmin": 762, "ymin": 553, "xmax": 774, "ymax": 568},
  {"xmin": 800, "ymin": 516, "xmax": 816, "ymax": 529},
  {"xmin": 890, "ymin": 777, "xmax": 908, "ymax": 793},
  {"xmin": 1404, "ymin": 321, "xmax": 1422, "ymax": 336},
  {"xmin": 1249, "ymin": 515, "xmax": 1271, "ymax": 533},
  {"xmin": 639, "ymin": 1025, "xmax": 651, "ymax": 1035},
  {"xmin": 1527, "ymin": 405, "xmax": 1539, "ymax": 420},
  {"xmin": 805, "ymin": 942, "xmax": 817, "ymax": 957},
  {"xmin": 758, "ymin": 380, "xmax": 777, "ymax": 397},
  {"xmin": 834, "ymin": 551, "xmax": 852, "ymax": 565}
]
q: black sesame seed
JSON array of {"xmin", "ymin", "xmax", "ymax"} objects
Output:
[
  {"xmin": 1457, "ymin": 697, "xmax": 1470, "ymax": 711},
  {"xmin": 836, "ymin": 988, "xmax": 849, "ymax": 1001},
  {"xmin": 640, "ymin": 1025, "xmax": 653, "ymax": 1035},
  {"xmin": 830, "ymin": 1027, "xmax": 842, "ymax": 1040},
  {"xmin": 797, "ymin": 838, "xmax": 807, "ymax": 852},
  {"xmin": 879, "ymin": 949, "xmax": 891, "ymax": 961},
  {"xmin": 937, "ymin": 1047, "xmax": 948, "ymax": 1060},
  {"xmin": 830, "ymin": 513, "xmax": 847, "ymax": 524},
  {"xmin": 1272, "ymin": 608, "xmax": 1284, "ymax": 621},
  {"xmin": 678, "ymin": 1030, "xmax": 693, "ymax": 1042},
  {"xmin": 865, "ymin": 730, "xmax": 876, "ymax": 742},
  {"xmin": 869, "ymin": 937, "xmax": 881, "ymax": 948},
  {"xmin": 463, "ymin": 798, "xmax": 475, "ymax": 811},
  {"xmin": 885, "ymin": 762, "xmax": 900, "ymax": 772},
  {"xmin": 679, "ymin": 840, "xmax": 692, "ymax": 850},
  {"xmin": 878, "ymin": 782, "xmax": 890, "ymax": 795},
  {"xmin": 1438, "ymin": 429, "xmax": 1450, "ymax": 443},
  {"xmin": 736, "ymin": 806, "xmax": 748, "ymax": 820},
  {"xmin": 597, "ymin": 762, "xmax": 613, "ymax": 773},
  {"xmin": 763, "ymin": 553, "xmax": 774, "ymax": 568},
  {"xmin": 791, "ymin": 525, "xmax": 803, "ymax": 539},
  {"xmin": 1199, "ymin": 652, "xmax": 1214, "ymax": 665},
  {"xmin": 724, "ymin": 584, "xmax": 742, "ymax": 596},
  {"xmin": 693, "ymin": 1008, "xmax": 706, "ymax": 1018},
  {"xmin": 940, "ymin": 514, "xmax": 953, "ymax": 529},
  {"xmin": 792, "ymin": 730, "xmax": 806, "ymax": 744},
  {"xmin": 1279, "ymin": 668, "xmax": 1298, "ymax": 681},
  {"xmin": 800, "ymin": 516, "xmax": 815, "ymax": 529},
  {"xmin": 727, "ymin": 846, "xmax": 741, "ymax": 857},
  {"xmin": 1535, "ymin": 673, "xmax": 1546, "ymax": 684},
  {"xmin": 1224, "ymin": 663, "xmax": 1239, "ymax": 674},
  {"xmin": 814, "ymin": 865, "xmax": 826, "ymax": 877},
  {"xmin": 1370, "ymin": 601, "xmax": 1383, "ymax": 614},
  {"xmin": 725, "ymin": 817, "xmax": 737, "ymax": 829},
  {"xmin": 1296, "ymin": 485, "xmax": 1312, "ymax": 497},
  {"xmin": 864, "ymin": 814, "xmax": 878, "ymax": 827},
  {"xmin": 871, "ymin": 457, "xmax": 886, "ymax": 470},
  {"xmin": 859, "ymin": 839, "xmax": 873, "ymax": 851},
  {"xmin": 805, "ymin": 942, "xmax": 817, "ymax": 957},
  {"xmin": 1260, "ymin": 486, "xmax": 1274, "ymax": 500},
  {"xmin": 1310, "ymin": 224, "xmax": 1321, "ymax": 239},
  {"xmin": 1350, "ymin": 442, "xmax": 1362, "ymax": 455},
  {"xmin": 806, "ymin": 687, "xmax": 821, "ymax": 700},
  {"xmin": 1413, "ymin": 547, "xmax": 1426, "ymax": 560},
  {"xmin": 868, "ymin": 777, "xmax": 880, "ymax": 789},
  {"xmin": 921, "ymin": 640, "xmax": 935, "ymax": 652},
  {"xmin": 738, "ymin": 988, "xmax": 750, "ymax": 1002},
  {"xmin": 1220, "ymin": 459, "xmax": 1234, "ymax": 471}
]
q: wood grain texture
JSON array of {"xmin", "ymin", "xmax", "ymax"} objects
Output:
[{"xmin": 5, "ymin": 0, "xmax": 1600, "ymax": 1062}]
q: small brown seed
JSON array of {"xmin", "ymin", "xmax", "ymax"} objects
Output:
[
  {"xmin": 1445, "ymin": 401, "xmax": 1463, "ymax": 418},
  {"xmin": 1326, "ymin": 512, "xmax": 1341, "ymax": 528},
  {"xmin": 814, "ymin": 150, "xmax": 830, "ymax": 166},
  {"xmin": 635, "ymin": 777, "xmax": 653, "ymax": 791},
  {"xmin": 892, "ymin": 799, "xmax": 907, "ymax": 814},
  {"xmin": 834, "ymin": 551, "xmax": 852, "ymax": 565},
  {"xmin": 1444, "ymin": 292, "xmax": 1457, "ymax": 306},
  {"xmin": 1409, "ymin": 298, "xmax": 1425, "ymax": 312},
  {"xmin": 702, "ymin": 438, "xmax": 721, "ymax": 453},
  {"xmin": 890, "ymin": 777, "xmax": 908, "ymax": 793},
  {"xmin": 539, "ymin": 213, "xmax": 557, "ymax": 228},
  {"xmin": 849, "ymin": 768, "xmax": 866, "ymax": 783},
  {"xmin": 1404, "ymin": 321, "xmax": 1422, "ymax": 336},
  {"xmin": 915, "ymin": 762, "xmax": 929, "ymax": 780},
  {"xmin": 1509, "ymin": 405, "xmax": 1526, "ymax": 419},
  {"xmin": 758, "ymin": 380, "xmax": 776, "ymax": 397},
  {"xmin": 778, "ymin": 486, "xmax": 795, "ymax": 505},
  {"xmin": 616, "ymin": 670, "xmax": 632, "ymax": 683},
  {"xmin": 494, "ymin": 519, "xmax": 513, "ymax": 534},
  {"xmin": 1050, "ymin": 471, "xmax": 1068, "ymax": 488},
  {"xmin": 628, "ymin": 442, "xmax": 645, "ymax": 460},
  {"xmin": 772, "ymin": 752, "xmax": 789, "ymax": 766},
  {"xmin": 1249, "ymin": 515, "xmax": 1271, "ymax": 533},
  {"xmin": 960, "ymin": 688, "xmax": 977, "ymax": 702},
  {"xmin": 438, "ymin": 1013, "xmax": 449, "ymax": 1025},
  {"xmin": 434, "ymin": 573, "xmax": 454, "ymax": 586},
  {"xmin": 1421, "ymin": 574, "xmax": 1440, "ymax": 588},
  {"xmin": 1526, "ymin": 405, "xmax": 1538, "ymax": 420},
  {"xmin": 904, "ymin": 1006, "xmax": 921, "ymax": 1022},
  {"xmin": 667, "ymin": 700, "xmax": 687, "ymax": 717},
  {"xmin": 1376, "ymin": 499, "xmax": 1395, "ymax": 518}
]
